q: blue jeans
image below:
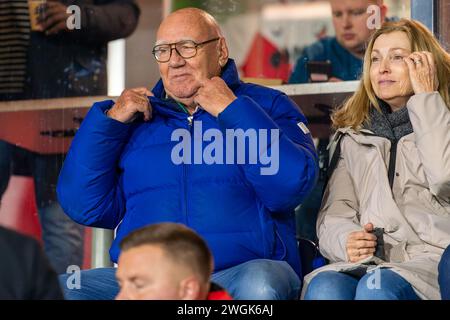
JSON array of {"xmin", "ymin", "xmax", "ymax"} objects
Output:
[
  {"xmin": 439, "ymin": 245, "xmax": 450, "ymax": 300},
  {"xmin": 59, "ymin": 259, "xmax": 301, "ymax": 300},
  {"xmin": 211, "ymin": 259, "xmax": 301, "ymax": 300},
  {"xmin": 304, "ymin": 269, "xmax": 420, "ymax": 300},
  {"xmin": 0, "ymin": 141, "xmax": 84, "ymax": 274}
]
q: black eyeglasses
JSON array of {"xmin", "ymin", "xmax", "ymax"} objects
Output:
[{"xmin": 152, "ymin": 37, "xmax": 220, "ymax": 62}]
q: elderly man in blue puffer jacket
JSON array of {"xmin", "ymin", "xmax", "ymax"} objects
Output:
[{"xmin": 57, "ymin": 7, "xmax": 318, "ymax": 300}]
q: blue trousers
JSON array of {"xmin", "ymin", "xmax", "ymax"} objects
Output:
[
  {"xmin": 304, "ymin": 269, "xmax": 420, "ymax": 300},
  {"xmin": 59, "ymin": 259, "xmax": 301, "ymax": 300},
  {"xmin": 0, "ymin": 140, "xmax": 84, "ymax": 274},
  {"xmin": 439, "ymin": 245, "xmax": 450, "ymax": 300}
]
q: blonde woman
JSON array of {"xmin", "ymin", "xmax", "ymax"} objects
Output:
[{"xmin": 303, "ymin": 19, "xmax": 450, "ymax": 300}]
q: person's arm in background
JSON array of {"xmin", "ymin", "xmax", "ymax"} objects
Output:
[
  {"xmin": 289, "ymin": 40, "xmax": 327, "ymax": 84},
  {"xmin": 38, "ymin": 0, "xmax": 140, "ymax": 43},
  {"xmin": 289, "ymin": 54, "xmax": 310, "ymax": 84},
  {"xmin": 289, "ymin": 39, "xmax": 344, "ymax": 84}
]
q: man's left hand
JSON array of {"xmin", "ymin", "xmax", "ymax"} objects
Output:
[
  {"xmin": 194, "ymin": 77, "xmax": 237, "ymax": 117},
  {"xmin": 37, "ymin": 0, "xmax": 70, "ymax": 35}
]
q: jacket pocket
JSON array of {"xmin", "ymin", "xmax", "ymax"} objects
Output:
[
  {"xmin": 413, "ymin": 189, "xmax": 450, "ymax": 247},
  {"xmin": 418, "ymin": 189, "xmax": 450, "ymax": 217}
]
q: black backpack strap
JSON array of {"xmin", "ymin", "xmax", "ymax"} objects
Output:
[
  {"xmin": 321, "ymin": 133, "xmax": 343, "ymax": 194},
  {"xmin": 328, "ymin": 134, "xmax": 344, "ymax": 179}
]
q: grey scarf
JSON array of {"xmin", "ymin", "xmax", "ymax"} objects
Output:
[{"xmin": 364, "ymin": 99, "xmax": 413, "ymax": 142}]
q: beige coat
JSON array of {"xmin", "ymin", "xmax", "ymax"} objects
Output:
[{"xmin": 302, "ymin": 92, "xmax": 450, "ymax": 300}]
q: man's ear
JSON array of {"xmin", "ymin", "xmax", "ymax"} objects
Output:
[
  {"xmin": 218, "ymin": 37, "xmax": 229, "ymax": 67},
  {"xmin": 179, "ymin": 276, "xmax": 202, "ymax": 300}
]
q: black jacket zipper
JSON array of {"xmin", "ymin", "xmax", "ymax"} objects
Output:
[{"xmin": 387, "ymin": 139, "xmax": 398, "ymax": 190}]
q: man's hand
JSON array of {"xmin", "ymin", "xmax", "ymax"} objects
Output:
[
  {"xmin": 194, "ymin": 77, "xmax": 237, "ymax": 117},
  {"xmin": 328, "ymin": 77, "xmax": 343, "ymax": 82},
  {"xmin": 107, "ymin": 87, "xmax": 153, "ymax": 124},
  {"xmin": 346, "ymin": 223, "xmax": 377, "ymax": 263},
  {"xmin": 37, "ymin": 0, "xmax": 70, "ymax": 35},
  {"xmin": 404, "ymin": 51, "xmax": 439, "ymax": 94}
]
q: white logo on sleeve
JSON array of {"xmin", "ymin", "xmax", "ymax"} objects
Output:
[{"xmin": 297, "ymin": 122, "xmax": 310, "ymax": 135}]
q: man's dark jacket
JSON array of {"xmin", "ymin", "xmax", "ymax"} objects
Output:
[
  {"xmin": 0, "ymin": 226, "xmax": 63, "ymax": 299},
  {"xmin": 27, "ymin": 0, "xmax": 140, "ymax": 98}
]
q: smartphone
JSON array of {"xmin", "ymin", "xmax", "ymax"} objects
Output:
[
  {"xmin": 372, "ymin": 227, "xmax": 386, "ymax": 261},
  {"xmin": 307, "ymin": 60, "xmax": 332, "ymax": 82}
]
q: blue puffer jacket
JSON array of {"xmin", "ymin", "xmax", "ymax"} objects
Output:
[{"xmin": 57, "ymin": 59, "xmax": 318, "ymax": 277}]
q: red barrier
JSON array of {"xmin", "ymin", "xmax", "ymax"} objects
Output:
[{"xmin": 0, "ymin": 176, "xmax": 91, "ymax": 269}]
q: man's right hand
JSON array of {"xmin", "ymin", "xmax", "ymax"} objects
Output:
[
  {"xmin": 107, "ymin": 88, "xmax": 153, "ymax": 123},
  {"xmin": 346, "ymin": 223, "xmax": 377, "ymax": 263},
  {"xmin": 328, "ymin": 77, "xmax": 343, "ymax": 82}
]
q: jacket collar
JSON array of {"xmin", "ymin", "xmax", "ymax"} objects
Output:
[
  {"xmin": 331, "ymin": 126, "xmax": 414, "ymax": 151},
  {"xmin": 146, "ymin": 59, "xmax": 241, "ymax": 119},
  {"xmin": 331, "ymin": 127, "xmax": 374, "ymax": 140},
  {"xmin": 151, "ymin": 58, "xmax": 241, "ymax": 97},
  {"xmin": 364, "ymin": 99, "xmax": 413, "ymax": 142}
]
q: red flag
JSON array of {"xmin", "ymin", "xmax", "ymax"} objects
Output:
[{"xmin": 241, "ymin": 32, "xmax": 291, "ymax": 83}]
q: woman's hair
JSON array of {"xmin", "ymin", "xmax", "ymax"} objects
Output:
[{"xmin": 332, "ymin": 19, "xmax": 450, "ymax": 130}]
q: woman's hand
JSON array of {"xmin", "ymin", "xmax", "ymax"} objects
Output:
[
  {"xmin": 404, "ymin": 51, "xmax": 439, "ymax": 94},
  {"xmin": 346, "ymin": 223, "xmax": 377, "ymax": 263}
]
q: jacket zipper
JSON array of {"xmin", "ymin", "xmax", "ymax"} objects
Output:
[
  {"xmin": 388, "ymin": 139, "xmax": 398, "ymax": 190},
  {"xmin": 359, "ymin": 130, "xmax": 398, "ymax": 190},
  {"xmin": 187, "ymin": 115, "xmax": 193, "ymax": 127},
  {"xmin": 183, "ymin": 115, "xmax": 194, "ymax": 224}
]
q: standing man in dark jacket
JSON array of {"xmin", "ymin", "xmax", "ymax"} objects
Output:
[
  {"xmin": 57, "ymin": 7, "xmax": 318, "ymax": 300},
  {"xmin": 0, "ymin": 226, "xmax": 63, "ymax": 299},
  {"xmin": 0, "ymin": 0, "xmax": 140, "ymax": 274},
  {"xmin": 27, "ymin": 0, "xmax": 141, "ymax": 98}
]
